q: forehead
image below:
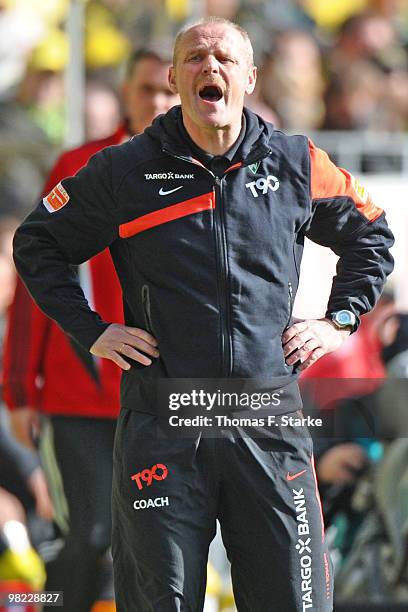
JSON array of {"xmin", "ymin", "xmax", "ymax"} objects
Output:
[
  {"xmin": 130, "ymin": 57, "xmax": 170, "ymax": 83},
  {"xmin": 179, "ymin": 24, "xmax": 245, "ymax": 56}
]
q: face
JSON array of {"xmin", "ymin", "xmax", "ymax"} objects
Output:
[
  {"xmin": 122, "ymin": 57, "xmax": 179, "ymax": 134},
  {"xmin": 169, "ymin": 24, "xmax": 256, "ymax": 133}
]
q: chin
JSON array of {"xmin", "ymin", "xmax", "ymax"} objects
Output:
[{"xmin": 197, "ymin": 111, "xmax": 227, "ymax": 129}]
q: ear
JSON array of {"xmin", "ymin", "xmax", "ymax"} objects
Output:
[
  {"xmin": 120, "ymin": 80, "xmax": 131, "ymax": 114},
  {"xmin": 121, "ymin": 80, "xmax": 129, "ymax": 101},
  {"xmin": 245, "ymin": 66, "xmax": 257, "ymax": 95},
  {"xmin": 168, "ymin": 66, "xmax": 178, "ymax": 94}
]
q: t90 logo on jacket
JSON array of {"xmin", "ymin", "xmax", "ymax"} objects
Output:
[
  {"xmin": 245, "ymin": 175, "xmax": 280, "ymax": 197},
  {"xmin": 130, "ymin": 464, "xmax": 168, "ymax": 490}
]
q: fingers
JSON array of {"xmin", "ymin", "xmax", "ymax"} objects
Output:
[
  {"xmin": 282, "ymin": 318, "xmax": 349, "ymax": 371},
  {"xmin": 282, "ymin": 322, "xmax": 316, "ymax": 367},
  {"xmin": 90, "ymin": 324, "xmax": 160, "ymax": 371},
  {"xmin": 298, "ymin": 347, "xmax": 325, "ymax": 371},
  {"xmin": 106, "ymin": 342, "xmax": 155, "ymax": 371},
  {"xmin": 283, "ymin": 332, "xmax": 318, "ymax": 364},
  {"xmin": 121, "ymin": 333, "xmax": 160, "ymax": 357},
  {"xmin": 116, "ymin": 343, "xmax": 155, "ymax": 367},
  {"xmin": 282, "ymin": 321, "xmax": 309, "ymax": 344},
  {"xmin": 289, "ymin": 341, "xmax": 320, "ymax": 366},
  {"xmin": 125, "ymin": 326, "xmax": 158, "ymax": 347},
  {"xmin": 107, "ymin": 350, "xmax": 137, "ymax": 371}
]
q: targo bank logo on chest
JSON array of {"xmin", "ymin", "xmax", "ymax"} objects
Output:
[{"xmin": 144, "ymin": 172, "xmax": 195, "ymax": 180}]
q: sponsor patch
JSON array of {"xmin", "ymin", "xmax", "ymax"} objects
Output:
[
  {"xmin": 351, "ymin": 175, "xmax": 369, "ymax": 204},
  {"xmin": 292, "ymin": 487, "xmax": 314, "ymax": 610},
  {"xmin": 245, "ymin": 175, "xmax": 280, "ymax": 197},
  {"xmin": 144, "ymin": 172, "xmax": 194, "ymax": 180},
  {"xmin": 130, "ymin": 463, "xmax": 168, "ymax": 491},
  {"xmin": 287, "ymin": 469, "xmax": 307, "ymax": 481},
  {"xmin": 133, "ymin": 496, "xmax": 169, "ymax": 510},
  {"xmin": 248, "ymin": 161, "xmax": 261, "ymax": 175},
  {"xmin": 43, "ymin": 182, "xmax": 70, "ymax": 213}
]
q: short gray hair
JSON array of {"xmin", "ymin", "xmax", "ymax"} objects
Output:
[{"xmin": 173, "ymin": 17, "xmax": 254, "ymax": 67}]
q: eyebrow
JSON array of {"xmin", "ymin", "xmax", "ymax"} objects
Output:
[
  {"xmin": 184, "ymin": 45, "xmax": 234, "ymax": 57},
  {"xmin": 185, "ymin": 45, "xmax": 209, "ymax": 54}
]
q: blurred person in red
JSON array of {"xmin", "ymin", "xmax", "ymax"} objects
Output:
[
  {"xmin": 84, "ymin": 80, "xmax": 121, "ymax": 141},
  {"xmin": 3, "ymin": 48, "xmax": 178, "ymax": 612}
]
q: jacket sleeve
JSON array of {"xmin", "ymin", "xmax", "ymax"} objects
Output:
[
  {"xmin": 305, "ymin": 139, "xmax": 394, "ymax": 319},
  {"xmin": 13, "ymin": 147, "xmax": 119, "ymax": 350}
]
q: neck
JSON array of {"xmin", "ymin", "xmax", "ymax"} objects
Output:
[{"xmin": 182, "ymin": 113, "xmax": 242, "ymax": 155}]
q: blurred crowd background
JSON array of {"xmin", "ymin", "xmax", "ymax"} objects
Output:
[
  {"xmin": 0, "ymin": 0, "xmax": 408, "ymax": 610},
  {"xmin": 0, "ymin": 0, "xmax": 408, "ymax": 234},
  {"xmin": 1, "ymin": 0, "xmax": 408, "ymax": 219}
]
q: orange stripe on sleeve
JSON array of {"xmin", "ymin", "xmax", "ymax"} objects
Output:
[
  {"xmin": 119, "ymin": 191, "xmax": 215, "ymax": 238},
  {"xmin": 309, "ymin": 139, "xmax": 383, "ymax": 222}
]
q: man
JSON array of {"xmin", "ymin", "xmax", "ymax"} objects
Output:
[
  {"xmin": 4, "ymin": 49, "xmax": 178, "ymax": 612},
  {"xmin": 13, "ymin": 17, "xmax": 394, "ymax": 611}
]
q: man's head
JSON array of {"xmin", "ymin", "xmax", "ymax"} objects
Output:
[
  {"xmin": 122, "ymin": 49, "xmax": 179, "ymax": 134},
  {"xmin": 169, "ymin": 17, "xmax": 256, "ymax": 135}
]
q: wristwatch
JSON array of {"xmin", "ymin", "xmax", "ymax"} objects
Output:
[{"xmin": 328, "ymin": 310, "xmax": 358, "ymax": 332}]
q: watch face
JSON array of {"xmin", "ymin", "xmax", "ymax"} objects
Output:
[{"xmin": 335, "ymin": 310, "xmax": 355, "ymax": 326}]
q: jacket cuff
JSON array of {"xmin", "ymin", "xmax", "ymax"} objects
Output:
[{"xmin": 70, "ymin": 320, "xmax": 112, "ymax": 352}]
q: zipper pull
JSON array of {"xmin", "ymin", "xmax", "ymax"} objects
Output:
[{"xmin": 288, "ymin": 281, "xmax": 293, "ymax": 302}]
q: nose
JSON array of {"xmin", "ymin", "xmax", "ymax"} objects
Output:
[{"xmin": 202, "ymin": 55, "xmax": 219, "ymax": 74}]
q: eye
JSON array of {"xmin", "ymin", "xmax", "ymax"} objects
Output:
[
  {"xmin": 140, "ymin": 85, "xmax": 155, "ymax": 94},
  {"xmin": 187, "ymin": 54, "xmax": 201, "ymax": 62}
]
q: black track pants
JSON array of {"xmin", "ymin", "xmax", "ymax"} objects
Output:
[
  {"xmin": 45, "ymin": 416, "xmax": 116, "ymax": 612},
  {"xmin": 112, "ymin": 409, "xmax": 333, "ymax": 612}
]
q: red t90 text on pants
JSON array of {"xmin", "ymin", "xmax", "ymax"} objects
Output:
[{"xmin": 130, "ymin": 464, "xmax": 168, "ymax": 490}]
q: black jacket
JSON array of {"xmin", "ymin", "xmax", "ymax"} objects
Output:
[{"xmin": 13, "ymin": 107, "xmax": 394, "ymax": 411}]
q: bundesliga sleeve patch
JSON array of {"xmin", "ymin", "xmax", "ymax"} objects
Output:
[
  {"xmin": 351, "ymin": 175, "xmax": 369, "ymax": 204},
  {"xmin": 43, "ymin": 182, "xmax": 70, "ymax": 213}
]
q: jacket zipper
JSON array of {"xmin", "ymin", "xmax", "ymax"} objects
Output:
[
  {"xmin": 161, "ymin": 148, "xmax": 235, "ymax": 377},
  {"xmin": 141, "ymin": 284, "xmax": 154, "ymax": 334},
  {"xmin": 214, "ymin": 176, "xmax": 232, "ymax": 376},
  {"xmin": 286, "ymin": 281, "xmax": 294, "ymax": 329}
]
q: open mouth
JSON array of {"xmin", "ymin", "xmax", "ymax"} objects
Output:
[{"xmin": 198, "ymin": 85, "xmax": 223, "ymax": 102}]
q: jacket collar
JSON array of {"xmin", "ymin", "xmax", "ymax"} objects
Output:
[{"xmin": 146, "ymin": 105, "xmax": 272, "ymax": 166}]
